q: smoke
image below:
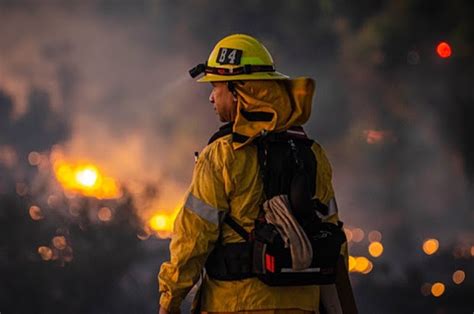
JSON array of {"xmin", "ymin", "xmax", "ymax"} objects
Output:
[
  {"xmin": 1, "ymin": 0, "xmax": 472, "ymax": 257},
  {"xmin": 320, "ymin": 6, "xmax": 474, "ymax": 269},
  {"xmin": 0, "ymin": 3, "xmax": 219, "ymax": 222},
  {"xmin": 1, "ymin": 1, "xmax": 473, "ymax": 312}
]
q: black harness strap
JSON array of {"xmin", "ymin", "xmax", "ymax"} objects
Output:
[
  {"xmin": 208, "ymin": 122, "xmax": 233, "ymax": 145},
  {"xmin": 223, "ymin": 215, "xmax": 250, "ymax": 242}
]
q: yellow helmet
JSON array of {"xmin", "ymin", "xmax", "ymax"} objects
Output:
[{"xmin": 189, "ymin": 34, "xmax": 289, "ymax": 82}]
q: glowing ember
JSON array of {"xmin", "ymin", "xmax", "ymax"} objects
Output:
[
  {"xmin": 38, "ymin": 246, "xmax": 53, "ymax": 261},
  {"xmin": 431, "ymin": 282, "xmax": 445, "ymax": 297},
  {"xmin": 452, "ymin": 270, "xmax": 465, "ymax": 285},
  {"xmin": 53, "ymin": 160, "xmax": 121, "ymax": 199},
  {"xmin": 29, "ymin": 205, "xmax": 44, "ymax": 221},
  {"xmin": 423, "ymin": 238, "xmax": 439, "ymax": 255},
  {"xmin": 368, "ymin": 241, "xmax": 384, "ymax": 258}
]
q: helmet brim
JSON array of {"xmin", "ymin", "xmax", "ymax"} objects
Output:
[{"xmin": 196, "ymin": 71, "xmax": 289, "ymax": 83}]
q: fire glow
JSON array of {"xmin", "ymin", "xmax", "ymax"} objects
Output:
[
  {"xmin": 147, "ymin": 207, "xmax": 181, "ymax": 238},
  {"xmin": 53, "ymin": 160, "xmax": 121, "ymax": 199}
]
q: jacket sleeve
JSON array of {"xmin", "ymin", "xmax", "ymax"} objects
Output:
[
  {"xmin": 158, "ymin": 141, "xmax": 233, "ymax": 312},
  {"xmin": 312, "ymin": 142, "xmax": 347, "ymax": 260}
]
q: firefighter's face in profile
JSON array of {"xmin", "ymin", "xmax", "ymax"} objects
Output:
[{"xmin": 209, "ymin": 82, "xmax": 237, "ymax": 122}]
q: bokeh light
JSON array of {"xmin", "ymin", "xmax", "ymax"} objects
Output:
[
  {"xmin": 348, "ymin": 255, "xmax": 356, "ymax": 271},
  {"xmin": 423, "ymin": 238, "xmax": 439, "ymax": 255},
  {"xmin": 436, "ymin": 42, "xmax": 452, "ymax": 58},
  {"xmin": 29, "ymin": 205, "xmax": 44, "ymax": 221},
  {"xmin": 137, "ymin": 229, "xmax": 151, "ymax": 241},
  {"xmin": 344, "ymin": 228, "xmax": 353, "ymax": 242},
  {"xmin": 431, "ymin": 282, "xmax": 445, "ymax": 297},
  {"xmin": 362, "ymin": 260, "xmax": 373, "ymax": 274},
  {"xmin": 354, "ymin": 256, "xmax": 370, "ymax": 273},
  {"xmin": 364, "ymin": 130, "xmax": 385, "ymax": 144},
  {"xmin": 52, "ymin": 236, "xmax": 67, "ymax": 250},
  {"xmin": 0, "ymin": 145, "xmax": 18, "ymax": 168},
  {"xmin": 28, "ymin": 151, "xmax": 41, "ymax": 166},
  {"xmin": 352, "ymin": 228, "xmax": 365, "ymax": 243},
  {"xmin": 368, "ymin": 241, "xmax": 384, "ymax": 258},
  {"xmin": 452, "ymin": 270, "xmax": 465, "ymax": 285},
  {"xmin": 69, "ymin": 204, "xmax": 81, "ymax": 217},
  {"xmin": 38, "ymin": 246, "xmax": 53, "ymax": 261},
  {"xmin": 98, "ymin": 207, "xmax": 113, "ymax": 222},
  {"xmin": 368, "ymin": 230, "xmax": 382, "ymax": 243}
]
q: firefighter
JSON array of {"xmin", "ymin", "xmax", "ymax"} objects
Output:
[{"xmin": 158, "ymin": 34, "xmax": 357, "ymax": 314}]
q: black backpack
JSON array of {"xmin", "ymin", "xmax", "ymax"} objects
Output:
[{"xmin": 205, "ymin": 125, "xmax": 346, "ymax": 286}]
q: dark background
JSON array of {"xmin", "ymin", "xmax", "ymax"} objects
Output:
[{"xmin": 0, "ymin": 0, "xmax": 473, "ymax": 313}]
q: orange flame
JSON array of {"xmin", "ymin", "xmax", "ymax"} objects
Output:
[
  {"xmin": 147, "ymin": 204, "xmax": 182, "ymax": 238},
  {"xmin": 53, "ymin": 159, "xmax": 121, "ymax": 199}
]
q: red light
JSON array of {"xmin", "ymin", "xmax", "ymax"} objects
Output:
[{"xmin": 436, "ymin": 42, "xmax": 452, "ymax": 58}]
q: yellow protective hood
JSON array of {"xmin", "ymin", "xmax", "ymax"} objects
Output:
[{"xmin": 232, "ymin": 77, "xmax": 315, "ymax": 149}]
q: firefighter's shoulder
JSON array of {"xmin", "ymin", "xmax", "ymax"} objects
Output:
[{"xmin": 198, "ymin": 133, "xmax": 235, "ymax": 171}]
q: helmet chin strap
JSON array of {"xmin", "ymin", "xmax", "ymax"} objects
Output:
[
  {"xmin": 227, "ymin": 81, "xmax": 236, "ymax": 94},
  {"xmin": 227, "ymin": 81, "xmax": 244, "ymax": 98}
]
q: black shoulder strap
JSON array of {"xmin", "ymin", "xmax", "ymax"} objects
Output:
[
  {"xmin": 224, "ymin": 214, "xmax": 250, "ymax": 242},
  {"xmin": 208, "ymin": 122, "xmax": 233, "ymax": 145}
]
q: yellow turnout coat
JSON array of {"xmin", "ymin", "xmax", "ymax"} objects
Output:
[{"xmin": 159, "ymin": 78, "xmax": 348, "ymax": 313}]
